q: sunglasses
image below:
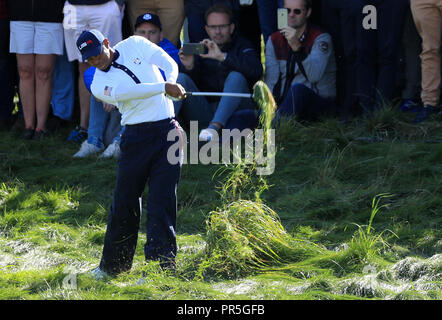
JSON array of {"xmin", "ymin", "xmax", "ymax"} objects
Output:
[{"xmin": 286, "ymin": 8, "xmax": 305, "ymax": 15}]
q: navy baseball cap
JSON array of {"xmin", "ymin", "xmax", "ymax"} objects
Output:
[
  {"xmin": 135, "ymin": 13, "xmax": 162, "ymax": 30},
  {"xmin": 76, "ymin": 29, "xmax": 106, "ymax": 62}
]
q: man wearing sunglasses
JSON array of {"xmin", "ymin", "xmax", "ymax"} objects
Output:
[{"xmin": 265, "ymin": 0, "xmax": 337, "ymax": 122}]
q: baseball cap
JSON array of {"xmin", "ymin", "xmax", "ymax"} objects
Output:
[
  {"xmin": 76, "ymin": 29, "xmax": 106, "ymax": 62},
  {"xmin": 135, "ymin": 13, "xmax": 162, "ymax": 30}
]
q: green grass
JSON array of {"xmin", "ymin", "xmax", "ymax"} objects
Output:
[{"xmin": 0, "ymin": 104, "xmax": 441, "ymax": 300}]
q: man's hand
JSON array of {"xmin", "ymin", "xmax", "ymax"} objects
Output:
[
  {"xmin": 165, "ymin": 82, "xmax": 186, "ymax": 100},
  {"xmin": 102, "ymin": 103, "xmax": 116, "ymax": 112},
  {"xmin": 178, "ymin": 48, "xmax": 195, "ymax": 71},
  {"xmin": 281, "ymin": 27, "xmax": 303, "ymax": 52},
  {"xmin": 200, "ymin": 39, "xmax": 225, "ymax": 62}
]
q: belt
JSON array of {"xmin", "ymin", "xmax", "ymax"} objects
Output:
[{"xmin": 125, "ymin": 118, "xmax": 174, "ymax": 128}]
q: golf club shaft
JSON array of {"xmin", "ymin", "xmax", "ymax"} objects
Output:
[{"xmin": 188, "ymin": 92, "xmax": 252, "ymax": 98}]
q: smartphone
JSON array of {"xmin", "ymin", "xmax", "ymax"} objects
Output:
[
  {"xmin": 277, "ymin": 8, "xmax": 288, "ymax": 30},
  {"xmin": 182, "ymin": 43, "xmax": 208, "ymax": 55}
]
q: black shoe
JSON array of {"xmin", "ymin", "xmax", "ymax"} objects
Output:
[
  {"xmin": 413, "ymin": 105, "xmax": 438, "ymax": 124},
  {"xmin": 33, "ymin": 128, "xmax": 49, "ymax": 140},
  {"xmin": 23, "ymin": 128, "xmax": 34, "ymax": 140}
]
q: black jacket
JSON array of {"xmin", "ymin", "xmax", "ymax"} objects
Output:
[
  {"xmin": 181, "ymin": 34, "xmax": 263, "ymax": 100},
  {"xmin": 8, "ymin": 0, "xmax": 64, "ymax": 23}
]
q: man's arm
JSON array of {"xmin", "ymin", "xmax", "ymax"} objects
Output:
[
  {"xmin": 133, "ymin": 35, "xmax": 179, "ymax": 83},
  {"xmin": 295, "ymin": 33, "xmax": 334, "ymax": 83},
  {"xmin": 149, "ymin": 48, "xmax": 179, "ymax": 83},
  {"xmin": 159, "ymin": 38, "xmax": 182, "ymax": 67},
  {"xmin": 178, "ymin": 48, "xmax": 201, "ymax": 84},
  {"xmin": 92, "ymin": 80, "xmax": 166, "ymax": 104},
  {"xmin": 92, "ymin": 80, "xmax": 185, "ymax": 104},
  {"xmin": 264, "ymin": 37, "xmax": 281, "ymax": 94},
  {"xmin": 222, "ymin": 40, "xmax": 263, "ymax": 83}
]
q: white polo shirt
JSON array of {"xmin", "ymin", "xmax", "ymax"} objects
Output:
[{"xmin": 91, "ymin": 35, "xmax": 178, "ymax": 125}]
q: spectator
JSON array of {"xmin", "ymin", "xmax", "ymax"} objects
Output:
[
  {"xmin": 0, "ymin": 0, "xmax": 16, "ymax": 130},
  {"xmin": 8, "ymin": 0, "xmax": 65, "ymax": 140},
  {"xmin": 125, "ymin": 0, "xmax": 184, "ymax": 47},
  {"xmin": 73, "ymin": 12, "xmax": 183, "ymax": 158},
  {"xmin": 184, "ymin": 0, "xmax": 213, "ymax": 43},
  {"xmin": 256, "ymin": 0, "xmax": 279, "ymax": 45},
  {"xmin": 266, "ymin": 0, "xmax": 337, "ymax": 121},
  {"xmin": 354, "ymin": 0, "xmax": 408, "ymax": 113},
  {"xmin": 321, "ymin": 0, "xmax": 359, "ymax": 120},
  {"xmin": 237, "ymin": 1, "xmax": 261, "ymax": 54},
  {"xmin": 410, "ymin": 0, "xmax": 442, "ymax": 123},
  {"xmin": 399, "ymin": 1, "xmax": 422, "ymax": 113},
  {"xmin": 175, "ymin": 4, "xmax": 262, "ymax": 141},
  {"xmin": 62, "ymin": 0, "xmax": 124, "ymax": 143},
  {"xmin": 50, "ymin": 47, "xmax": 75, "ymax": 128},
  {"xmin": 185, "ymin": 0, "xmax": 261, "ymax": 52}
]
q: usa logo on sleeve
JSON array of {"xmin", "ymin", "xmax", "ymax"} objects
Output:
[{"xmin": 104, "ymin": 86, "xmax": 113, "ymax": 96}]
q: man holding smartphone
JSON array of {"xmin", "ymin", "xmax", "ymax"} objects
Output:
[
  {"xmin": 174, "ymin": 3, "xmax": 262, "ymax": 141},
  {"xmin": 265, "ymin": 0, "xmax": 337, "ymax": 121}
]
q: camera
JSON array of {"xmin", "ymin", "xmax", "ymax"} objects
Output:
[{"xmin": 181, "ymin": 43, "xmax": 208, "ymax": 55}]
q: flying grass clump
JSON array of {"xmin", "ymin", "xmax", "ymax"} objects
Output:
[
  {"xmin": 202, "ymin": 200, "xmax": 325, "ymax": 279},
  {"xmin": 252, "ymin": 80, "xmax": 277, "ymax": 133},
  {"xmin": 212, "ymin": 81, "xmax": 277, "ymax": 203}
]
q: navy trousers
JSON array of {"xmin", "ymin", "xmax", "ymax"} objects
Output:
[
  {"xmin": 321, "ymin": 0, "xmax": 359, "ymax": 118},
  {"xmin": 276, "ymin": 84, "xmax": 337, "ymax": 121},
  {"xmin": 355, "ymin": 0, "xmax": 408, "ymax": 111},
  {"xmin": 100, "ymin": 118, "xmax": 183, "ymax": 275}
]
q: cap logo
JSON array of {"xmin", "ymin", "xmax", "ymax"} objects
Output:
[
  {"xmin": 79, "ymin": 39, "xmax": 94, "ymax": 50},
  {"xmin": 143, "ymin": 14, "xmax": 152, "ymax": 21}
]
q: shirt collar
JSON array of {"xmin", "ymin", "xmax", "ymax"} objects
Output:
[
  {"xmin": 298, "ymin": 23, "xmax": 310, "ymax": 44},
  {"xmin": 102, "ymin": 50, "xmax": 120, "ymax": 73}
]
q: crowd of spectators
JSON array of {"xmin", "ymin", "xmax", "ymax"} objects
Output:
[{"xmin": 0, "ymin": 0, "xmax": 441, "ymax": 155}]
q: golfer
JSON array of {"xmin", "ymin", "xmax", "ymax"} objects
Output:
[{"xmin": 76, "ymin": 29, "xmax": 186, "ymax": 278}]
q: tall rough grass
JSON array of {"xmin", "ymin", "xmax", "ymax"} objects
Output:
[
  {"xmin": 348, "ymin": 193, "xmax": 398, "ymax": 264},
  {"xmin": 202, "ymin": 200, "xmax": 325, "ymax": 278}
]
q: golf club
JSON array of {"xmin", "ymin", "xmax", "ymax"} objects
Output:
[
  {"xmin": 166, "ymin": 91, "xmax": 252, "ymax": 101},
  {"xmin": 186, "ymin": 92, "xmax": 252, "ymax": 98}
]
